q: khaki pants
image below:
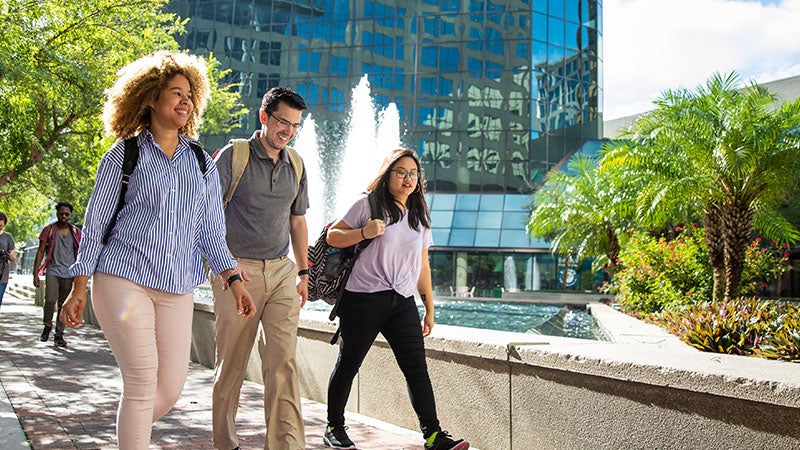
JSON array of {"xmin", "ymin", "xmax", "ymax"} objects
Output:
[{"xmin": 212, "ymin": 257, "xmax": 304, "ymax": 450}]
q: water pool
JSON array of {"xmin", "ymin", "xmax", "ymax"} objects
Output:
[
  {"xmin": 304, "ymin": 298, "xmax": 604, "ymax": 340},
  {"xmin": 194, "ymin": 287, "xmax": 604, "ymax": 340}
]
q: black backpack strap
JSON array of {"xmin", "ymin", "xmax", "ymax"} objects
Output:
[
  {"xmin": 327, "ymin": 192, "xmax": 382, "ymax": 329},
  {"xmin": 102, "ymin": 139, "xmax": 206, "ymax": 245},
  {"xmin": 189, "ymin": 142, "xmax": 207, "ymax": 174},
  {"xmin": 102, "ymin": 137, "xmax": 139, "ymax": 245}
]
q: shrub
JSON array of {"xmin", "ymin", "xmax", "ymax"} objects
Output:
[
  {"xmin": 651, "ymin": 297, "xmax": 799, "ymax": 360},
  {"xmin": 740, "ymin": 239, "xmax": 791, "ymax": 297},
  {"xmin": 754, "ymin": 302, "xmax": 800, "ymax": 362},
  {"xmin": 602, "ymin": 226, "xmax": 711, "ymax": 315}
]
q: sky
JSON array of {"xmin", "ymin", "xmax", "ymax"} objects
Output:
[{"xmin": 602, "ymin": 0, "xmax": 800, "ymax": 119}]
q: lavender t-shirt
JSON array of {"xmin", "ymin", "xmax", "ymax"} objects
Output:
[{"xmin": 342, "ymin": 195, "xmax": 433, "ymax": 298}]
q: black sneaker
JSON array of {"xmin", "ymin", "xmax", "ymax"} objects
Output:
[
  {"xmin": 40, "ymin": 326, "xmax": 52, "ymax": 342},
  {"xmin": 54, "ymin": 335, "xmax": 67, "ymax": 347},
  {"xmin": 424, "ymin": 430, "xmax": 469, "ymax": 450},
  {"xmin": 323, "ymin": 425, "xmax": 356, "ymax": 449}
]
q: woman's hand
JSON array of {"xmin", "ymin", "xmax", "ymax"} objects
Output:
[
  {"xmin": 60, "ymin": 292, "xmax": 87, "ymax": 328},
  {"xmin": 422, "ymin": 309, "xmax": 434, "ymax": 337},
  {"xmin": 361, "ymin": 218, "xmax": 385, "ymax": 240},
  {"xmin": 230, "ymin": 281, "xmax": 256, "ymax": 318}
]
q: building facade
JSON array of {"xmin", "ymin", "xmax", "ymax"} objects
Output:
[{"xmin": 169, "ymin": 0, "xmax": 604, "ymax": 296}]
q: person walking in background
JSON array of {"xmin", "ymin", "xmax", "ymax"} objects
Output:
[
  {"xmin": 58, "ymin": 50, "xmax": 256, "ymax": 449},
  {"xmin": 0, "ymin": 211, "xmax": 16, "ymax": 310},
  {"xmin": 211, "ymin": 86, "xmax": 309, "ymax": 450},
  {"xmin": 33, "ymin": 202, "xmax": 81, "ymax": 347},
  {"xmin": 323, "ymin": 149, "xmax": 469, "ymax": 450}
]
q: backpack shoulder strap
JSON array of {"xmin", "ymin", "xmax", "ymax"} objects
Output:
[
  {"xmin": 189, "ymin": 142, "xmax": 207, "ymax": 174},
  {"xmin": 222, "ymin": 139, "xmax": 250, "ymax": 208},
  {"xmin": 285, "ymin": 146, "xmax": 303, "ymax": 196},
  {"xmin": 102, "ymin": 137, "xmax": 138, "ymax": 245}
]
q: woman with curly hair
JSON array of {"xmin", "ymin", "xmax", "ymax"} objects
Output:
[
  {"xmin": 60, "ymin": 51, "xmax": 255, "ymax": 449},
  {"xmin": 322, "ymin": 149, "xmax": 469, "ymax": 450}
]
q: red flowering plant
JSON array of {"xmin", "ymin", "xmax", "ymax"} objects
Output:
[
  {"xmin": 740, "ymin": 239, "xmax": 791, "ymax": 297},
  {"xmin": 602, "ymin": 225, "xmax": 712, "ymax": 316}
]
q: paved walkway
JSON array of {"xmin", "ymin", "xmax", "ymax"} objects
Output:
[{"xmin": 0, "ymin": 276, "xmax": 421, "ymax": 449}]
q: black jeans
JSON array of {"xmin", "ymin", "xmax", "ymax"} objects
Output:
[{"xmin": 326, "ymin": 289, "xmax": 440, "ymax": 436}]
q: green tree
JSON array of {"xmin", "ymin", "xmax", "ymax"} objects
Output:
[
  {"xmin": 0, "ymin": 2, "xmax": 246, "ymax": 241},
  {"xmin": 604, "ymin": 72, "xmax": 800, "ymax": 300},
  {"xmin": 527, "ymin": 153, "xmax": 635, "ymax": 279}
]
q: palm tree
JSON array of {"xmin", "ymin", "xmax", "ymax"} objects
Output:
[
  {"xmin": 604, "ymin": 72, "xmax": 800, "ymax": 300},
  {"xmin": 527, "ymin": 153, "xmax": 634, "ymax": 278}
]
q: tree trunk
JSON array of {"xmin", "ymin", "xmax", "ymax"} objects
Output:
[
  {"xmin": 703, "ymin": 206, "xmax": 725, "ymax": 301},
  {"xmin": 721, "ymin": 204, "xmax": 755, "ymax": 300},
  {"xmin": 561, "ymin": 254, "xmax": 570, "ymax": 290}
]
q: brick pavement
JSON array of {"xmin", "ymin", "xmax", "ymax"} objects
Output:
[{"xmin": 0, "ymin": 276, "xmax": 421, "ymax": 449}]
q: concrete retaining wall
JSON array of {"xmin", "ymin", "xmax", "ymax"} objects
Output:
[{"xmin": 30, "ymin": 279, "xmax": 800, "ymax": 450}]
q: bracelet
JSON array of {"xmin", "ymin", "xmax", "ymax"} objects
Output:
[
  {"xmin": 298, "ymin": 269, "xmax": 309, "ymax": 276},
  {"xmin": 361, "ymin": 227, "xmax": 367, "ymax": 239},
  {"xmin": 226, "ymin": 273, "xmax": 242, "ymax": 287}
]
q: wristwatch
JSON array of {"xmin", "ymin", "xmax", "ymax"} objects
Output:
[
  {"xmin": 298, "ymin": 269, "xmax": 309, "ymax": 276},
  {"xmin": 226, "ymin": 273, "xmax": 242, "ymax": 287}
]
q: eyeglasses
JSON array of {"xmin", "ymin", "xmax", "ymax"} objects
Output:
[
  {"xmin": 391, "ymin": 168, "xmax": 419, "ymax": 180},
  {"xmin": 267, "ymin": 112, "xmax": 303, "ymax": 131}
]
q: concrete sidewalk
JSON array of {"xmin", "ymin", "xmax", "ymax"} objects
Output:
[{"xmin": 0, "ymin": 276, "xmax": 421, "ymax": 449}]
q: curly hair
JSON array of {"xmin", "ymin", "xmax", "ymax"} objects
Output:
[
  {"xmin": 367, "ymin": 148, "xmax": 431, "ymax": 230},
  {"xmin": 102, "ymin": 50, "xmax": 210, "ymax": 139}
]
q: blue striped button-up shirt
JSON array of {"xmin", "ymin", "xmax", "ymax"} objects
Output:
[{"xmin": 71, "ymin": 130, "xmax": 235, "ymax": 294}]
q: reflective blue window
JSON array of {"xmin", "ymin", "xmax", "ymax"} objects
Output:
[
  {"xmin": 548, "ymin": 16, "xmax": 565, "ymax": 47},
  {"xmin": 500, "ymin": 229, "xmax": 530, "ymax": 247},
  {"xmin": 533, "ymin": 12, "xmax": 547, "ymax": 42},
  {"xmin": 431, "ymin": 228, "xmax": 451, "ymax": 246},
  {"xmin": 431, "ymin": 210, "xmax": 454, "ymax": 227},
  {"xmin": 331, "ymin": 56, "xmax": 348, "ymax": 75},
  {"xmin": 476, "ymin": 212, "xmax": 502, "ymax": 229},
  {"xmin": 450, "ymin": 228, "xmax": 476, "ymax": 246},
  {"xmin": 504, "ymin": 195, "xmax": 530, "ymax": 211},
  {"xmin": 566, "ymin": 0, "xmax": 580, "ymax": 24},
  {"xmin": 440, "ymin": 47, "xmax": 459, "ymax": 72},
  {"xmin": 501, "ymin": 211, "xmax": 530, "ymax": 229},
  {"xmin": 431, "ymin": 193, "xmax": 457, "ymax": 210},
  {"xmin": 549, "ymin": 0, "xmax": 564, "ymax": 19},
  {"xmin": 475, "ymin": 229, "xmax": 501, "ymax": 247},
  {"xmin": 421, "ymin": 47, "xmax": 437, "ymax": 67},
  {"xmin": 453, "ymin": 211, "xmax": 478, "ymax": 228},
  {"xmin": 479, "ymin": 194, "xmax": 505, "ymax": 211},
  {"xmin": 456, "ymin": 194, "xmax": 481, "ymax": 210}
]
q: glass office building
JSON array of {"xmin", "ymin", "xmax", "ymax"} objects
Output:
[{"xmin": 169, "ymin": 0, "xmax": 603, "ymax": 296}]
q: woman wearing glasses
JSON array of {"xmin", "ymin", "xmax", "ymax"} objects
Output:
[{"xmin": 322, "ymin": 149, "xmax": 469, "ymax": 450}]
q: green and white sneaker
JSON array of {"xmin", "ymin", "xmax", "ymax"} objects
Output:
[
  {"xmin": 424, "ymin": 430, "xmax": 469, "ymax": 450},
  {"xmin": 323, "ymin": 425, "xmax": 357, "ymax": 449}
]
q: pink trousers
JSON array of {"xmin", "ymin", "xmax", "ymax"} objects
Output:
[{"xmin": 92, "ymin": 272, "xmax": 194, "ymax": 449}]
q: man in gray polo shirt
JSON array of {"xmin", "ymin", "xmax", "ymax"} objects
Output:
[{"xmin": 211, "ymin": 87, "xmax": 310, "ymax": 450}]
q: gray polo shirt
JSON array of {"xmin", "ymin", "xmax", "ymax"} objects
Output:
[{"xmin": 216, "ymin": 130, "xmax": 309, "ymax": 259}]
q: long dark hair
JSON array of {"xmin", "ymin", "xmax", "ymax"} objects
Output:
[{"xmin": 366, "ymin": 149, "xmax": 430, "ymax": 230}]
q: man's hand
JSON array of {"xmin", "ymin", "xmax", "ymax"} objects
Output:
[
  {"xmin": 296, "ymin": 276, "xmax": 308, "ymax": 307},
  {"xmin": 33, "ymin": 273, "xmax": 40, "ymax": 288},
  {"xmin": 230, "ymin": 281, "xmax": 256, "ymax": 318}
]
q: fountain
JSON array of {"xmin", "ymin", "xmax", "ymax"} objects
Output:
[
  {"xmin": 294, "ymin": 74, "xmax": 402, "ymax": 232},
  {"xmin": 503, "ymin": 255, "xmax": 518, "ymax": 293}
]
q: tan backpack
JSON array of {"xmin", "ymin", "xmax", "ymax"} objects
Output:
[{"xmin": 220, "ymin": 139, "xmax": 303, "ymax": 208}]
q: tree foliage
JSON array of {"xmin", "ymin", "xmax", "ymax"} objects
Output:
[
  {"xmin": 604, "ymin": 72, "xmax": 800, "ymax": 300},
  {"xmin": 0, "ymin": 1, "xmax": 246, "ymax": 242},
  {"xmin": 527, "ymin": 152, "xmax": 636, "ymax": 274}
]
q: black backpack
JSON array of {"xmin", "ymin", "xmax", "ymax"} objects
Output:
[
  {"xmin": 102, "ymin": 137, "xmax": 207, "ymax": 245},
  {"xmin": 307, "ymin": 193, "xmax": 380, "ymax": 321}
]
